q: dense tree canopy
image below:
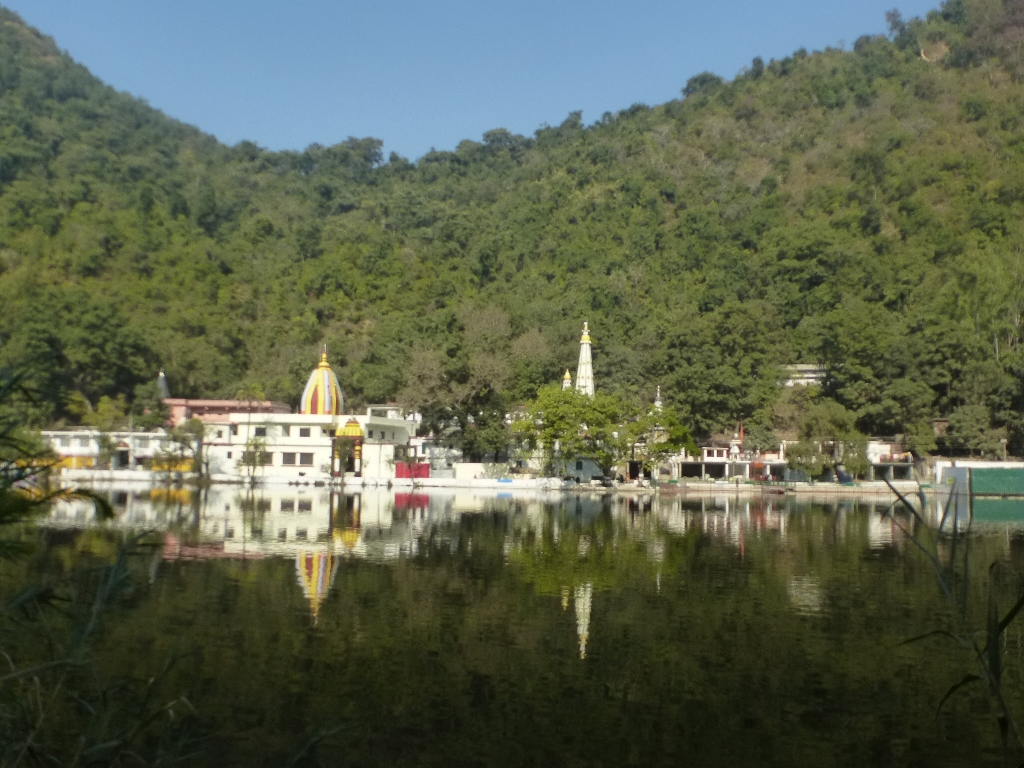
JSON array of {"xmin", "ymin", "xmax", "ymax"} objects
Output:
[{"xmin": 3, "ymin": 2, "xmax": 1024, "ymax": 454}]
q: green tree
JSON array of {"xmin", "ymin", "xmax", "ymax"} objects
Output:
[
  {"xmin": 513, "ymin": 386, "xmax": 627, "ymax": 475},
  {"xmin": 947, "ymin": 404, "xmax": 1006, "ymax": 457}
]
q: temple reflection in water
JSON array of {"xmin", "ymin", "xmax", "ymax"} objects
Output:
[{"xmin": 43, "ymin": 485, "xmax": 937, "ymax": 653}]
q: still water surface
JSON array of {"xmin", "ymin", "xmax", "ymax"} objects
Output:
[{"xmin": 6, "ymin": 485, "xmax": 1024, "ymax": 767}]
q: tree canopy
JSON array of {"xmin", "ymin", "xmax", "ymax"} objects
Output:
[{"xmin": 2, "ymin": 3, "xmax": 1024, "ymax": 455}]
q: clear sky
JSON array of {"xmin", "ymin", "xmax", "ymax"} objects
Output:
[{"xmin": 6, "ymin": 0, "xmax": 941, "ymax": 161}]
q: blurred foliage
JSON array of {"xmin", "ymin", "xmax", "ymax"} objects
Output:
[
  {"xmin": 0, "ymin": 368, "xmax": 112, "ymax": 555},
  {"xmin": 4, "ymin": 4, "xmax": 1024, "ymax": 454}
]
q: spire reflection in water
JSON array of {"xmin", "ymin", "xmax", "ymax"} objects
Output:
[{"xmin": 25, "ymin": 485, "xmax": 1024, "ymax": 767}]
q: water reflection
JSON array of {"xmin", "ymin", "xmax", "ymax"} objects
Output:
[
  {"xmin": 42, "ymin": 484, "xmax": 937, "ymax": 632},
  {"xmin": 21, "ymin": 484, "xmax": 1024, "ymax": 766}
]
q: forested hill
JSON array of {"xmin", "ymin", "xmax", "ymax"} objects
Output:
[{"xmin": 3, "ymin": 2, "xmax": 1024, "ymax": 453}]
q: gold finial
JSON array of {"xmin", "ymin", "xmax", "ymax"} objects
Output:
[
  {"xmin": 320, "ymin": 344, "xmax": 329, "ymax": 365},
  {"xmin": 580, "ymin": 321, "xmax": 591, "ymax": 344},
  {"xmin": 563, "ymin": 369, "xmax": 571, "ymax": 380}
]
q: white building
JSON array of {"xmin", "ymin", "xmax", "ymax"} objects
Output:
[
  {"xmin": 45, "ymin": 352, "xmax": 425, "ymax": 484},
  {"xmin": 197, "ymin": 351, "xmax": 424, "ymax": 483},
  {"xmin": 202, "ymin": 409, "xmax": 420, "ymax": 483},
  {"xmin": 42, "ymin": 428, "xmax": 172, "ymax": 470}
]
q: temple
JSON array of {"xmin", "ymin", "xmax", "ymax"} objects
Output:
[
  {"xmin": 191, "ymin": 350, "xmax": 421, "ymax": 484},
  {"xmin": 574, "ymin": 322, "xmax": 595, "ymax": 396}
]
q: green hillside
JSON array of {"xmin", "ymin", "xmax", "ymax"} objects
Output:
[{"xmin": 2, "ymin": 2, "xmax": 1024, "ymax": 454}]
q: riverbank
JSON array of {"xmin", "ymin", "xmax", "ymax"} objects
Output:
[
  {"xmin": 657, "ymin": 479, "xmax": 924, "ymax": 499},
  {"xmin": 58, "ymin": 467, "xmax": 925, "ymax": 501}
]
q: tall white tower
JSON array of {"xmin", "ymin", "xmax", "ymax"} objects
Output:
[{"xmin": 574, "ymin": 322, "xmax": 595, "ymax": 397}]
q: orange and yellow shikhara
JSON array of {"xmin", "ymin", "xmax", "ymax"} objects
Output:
[{"xmin": 299, "ymin": 348, "xmax": 344, "ymax": 415}]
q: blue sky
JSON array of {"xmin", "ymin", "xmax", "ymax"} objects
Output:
[{"xmin": 7, "ymin": 0, "xmax": 941, "ymax": 161}]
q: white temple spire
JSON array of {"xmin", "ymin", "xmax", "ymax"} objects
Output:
[
  {"xmin": 562, "ymin": 369, "xmax": 572, "ymax": 390},
  {"xmin": 574, "ymin": 322, "xmax": 595, "ymax": 397},
  {"xmin": 654, "ymin": 385, "xmax": 662, "ymax": 410}
]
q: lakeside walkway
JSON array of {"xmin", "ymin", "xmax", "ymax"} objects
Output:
[{"xmin": 58, "ymin": 468, "xmax": 924, "ymax": 501}]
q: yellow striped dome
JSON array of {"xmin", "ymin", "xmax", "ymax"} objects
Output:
[{"xmin": 300, "ymin": 351, "xmax": 344, "ymax": 415}]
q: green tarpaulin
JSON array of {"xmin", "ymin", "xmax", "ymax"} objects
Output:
[{"xmin": 970, "ymin": 468, "xmax": 1024, "ymax": 497}]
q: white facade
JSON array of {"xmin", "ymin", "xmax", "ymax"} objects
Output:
[
  {"xmin": 781, "ymin": 364, "xmax": 826, "ymax": 387},
  {"xmin": 202, "ymin": 411, "xmax": 418, "ymax": 482},
  {"xmin": 42, "ymin": 428, "xmax": 172, "ymax": 469}
]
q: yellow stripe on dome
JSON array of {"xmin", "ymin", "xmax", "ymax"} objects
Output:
[{"xmin": 300, "ymin": 350, "xmax": 344, "ymax": 415}]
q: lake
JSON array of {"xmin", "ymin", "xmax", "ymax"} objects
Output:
[{"xmin": 3, "ymin": 484, "xmax": 1024, "ymax": 767}]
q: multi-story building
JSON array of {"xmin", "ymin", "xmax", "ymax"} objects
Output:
[
  {"xmin": 42, "ymin": 428, "xmax": 173, "ymax": 470},
  {"xmin": 44, "ymin": 351, "xmax": 424, "ymax": 483},
  {"xmin": 201, "ymin": 409, "xmax": 421, "ymax": 482}
]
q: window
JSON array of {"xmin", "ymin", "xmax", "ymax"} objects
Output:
[
  {"xmin": 281, "ymin": 425, "xmax": 290, "ymax": 437},
  {"xmin": 77, "ymin": 437, "xmax": 91, "ymax": 448},
  {"xmin": 576, "ymin": 460, "xmax": 583, "ymax": 470},
  {"xmin": 391, "ymin": 432, "xmax": 395, "ymax": 440},
  {"xmin": 280, "ymin": 499, "xmax": 295, "ymax": 513},
  {"xmin": 368, "ymin": 430, "xmax": 374, "ymax": 439},
  {"xmin": 299, "ymin": 453, "xmax": 314, "ymax": 466},
  {"xmin": 278, "ymin": 528, "xmax": 287, "ymax": 541},
  {"xmin": 299, "ymin": 427, "xmax": 310, "ymax": 438},
  {"xmin": 59, "ymin": 437, "xmax": 71, "ymax": 447},
  {"xmin": 257, "ymin": 499, "xmax": 271, "ymax": 512},
  {"xmin": 297, "ymin": 499, "xmax": 312, "ymax": 512},
  {"xmin": 241, "ymin": 451, "xmax": 273, "ymax": 465},
  {"xmin": 295, "ymin": 528, "xmax": 307, "ymax": 541},
  {"xmin": 282, "ymin": 453, "xmax": 296, "ymax": 466},
  {"xmin": 216, "ymin": 430, "xmax": 223, "ymax": 439},
  {"xmin": 226, "ymin": 451, "xmax": 232, "ymax": 459},
  {"xmin": 225, "ymin": 528, "xmax": 235, "ymax": 539},
  {"xmin": 254, "ymin": 426, "xmax": 266, "ymax": 438},
  {"xmin": 230, "ymin": 425, "xmax": 238, "ymax": 436}
]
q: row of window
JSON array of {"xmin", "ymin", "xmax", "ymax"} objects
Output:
[
  {"xmin": 53, "ymin": 437, "xmax": 162, "ymax": 449},
  {"xmin": 214, "ymin": 426, "xmax": 402, "ymax": 441},
  {"xmin": 277, "ymin": 528, "xmax": 327, "ymax": 541},
  {"xmin": 233, "ymin": 451, "xmax": 316, "ymax": 466},
  {"xmin": 212, "ymin": 498, "xmax": 316, "ymax": 514},
  {"xmin": 280, "ymin": 498, "xmax": 314, "ymax": 512},
  {"xmin": 219, "ymin": 527, "xmax": 325, "ymax": 541},
  {"xmin": 56, "ymin": 437, "xmax": 93, "ymax": 448},
  {"xmin": 216, "ymin": 526, "xmax": 321, "ymax": 541}
]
